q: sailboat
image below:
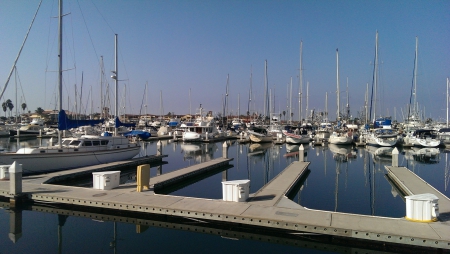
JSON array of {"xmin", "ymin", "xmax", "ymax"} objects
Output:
[
  {"xmin": 0, "ymin": 0, "xmax": 140, "ymax": 175},
  {"xmin": 329, "ymin": 49, "xmax": 353, "ymax": 145},
  {"xmin": 401, "ymin": 37, "xmax": 438, "ymax": 148}
]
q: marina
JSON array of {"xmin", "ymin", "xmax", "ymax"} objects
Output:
[{"xmin": 0, "ymin": 137, "xmax": 449, "ymax": 253}]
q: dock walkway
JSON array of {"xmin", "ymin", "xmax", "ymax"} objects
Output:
[
  {"xmin": 0, "ymin": 159, "xmax": 449, "ymax": 250},
  {"xmin": 150, "ymin": 157, "xmax": 233, "ymax": 190},
  {"xmin": 386, "ymin": 166, "xmax": 450, "ymax": 215},
  {"xmin": 249, "ymin": 161, "xmax": 309, "ymax": 207}
]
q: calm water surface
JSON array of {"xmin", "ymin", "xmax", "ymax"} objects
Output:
[{"xmin": 0, "ymin": 137, "xmax": 448, "ymax": 253}]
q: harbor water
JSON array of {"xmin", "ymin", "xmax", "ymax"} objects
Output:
[{"xmin": 0, "ymin": 137, "xmax": 448, "ymax": 253}]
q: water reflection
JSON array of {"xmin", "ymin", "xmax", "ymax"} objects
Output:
[
  {"xmin": 1, "ymin": 201, "xmax": 420, "ymax": 253},
  {"xmin": 404, "ymin": 147, "xmax": 440, "ymax": 164},
  {"xmin": 180, "ymin": 142, "xmax": 217, "ymax": 162}
]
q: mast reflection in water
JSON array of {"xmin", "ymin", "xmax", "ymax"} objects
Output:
[{"xmin": 0, "ymin": 138, "xmax": 449, "ymax": 253}]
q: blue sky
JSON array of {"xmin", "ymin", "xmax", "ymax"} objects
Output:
[{"xmin": 0, "ymin": 0, "xmax": 449, "ymax": 122}]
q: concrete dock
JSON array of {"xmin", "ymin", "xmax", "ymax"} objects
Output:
[
  {"xmin": 0, "ymin": 158, "xmax": 449, "ymax": 250},
  {"xmin": 385, "ymin": 166, "xmax": 450, "ymax": 220}
]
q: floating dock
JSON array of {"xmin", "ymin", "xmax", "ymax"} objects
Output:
[{"xmin": 0, "ymin": 158, "xmax": 449, "ymax": 251}]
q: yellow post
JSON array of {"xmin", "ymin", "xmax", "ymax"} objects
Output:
[{"xmin": 136, "ymin": 164, "xmax": 150, "ymax": 192}]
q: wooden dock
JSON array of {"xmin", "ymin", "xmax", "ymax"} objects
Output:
[{"xmin": 0, "ymin": 158, "xmax": 449, "ymax": 250}]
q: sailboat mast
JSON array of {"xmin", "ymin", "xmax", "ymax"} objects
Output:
[
  {"xmin": 373, "ymin": 31, "xmax": 378, "ymax": 122},
  {"xmin": 413, "ymin": 36, "xmax": 419, "ymax": 116},
  {"xmin": 305, "ymin": 81, "xmax": 309, "ymax": 121},
  {"xmin": 447, "ymin": 77, "xmax": 449, "ymax": 128},
  {"xmin": 325, "ymin": 92, "xmax": 328, "ymax": 122},
  {"xmin": 289, "ymin": 77, "xmax": 292, "ymax": 123},
  {"xmin": 100, "ymin": 56, "xmax": 104, "ymax": 119},
  {"xmin": 114, "ymin": 34, "xmax": 118, "ymax": 136},
  {"xmin": 346, "ymin": 77, "xmax": 349, "ymax": 120},
  {"xmin": 365, "ymin": 83, "xmax": 369, "ymax": 125},
  {"xmin": 58, "ymin": 0, "xmax": 63, "ymax": 146},
  {"xmin": 336, "ymin": 48, "xmax": 340, "ymax": 121},
  {"xmin": 264, "ymin": 60, "xmax": 268, "ymax": 118},
  {"xmin": 299, "ymin": 41, "xmax": 303, "ymax": 124}
]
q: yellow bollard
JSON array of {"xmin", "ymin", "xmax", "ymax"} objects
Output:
[{"xmin": 136, "ymin": 164, "xmax": 150, "ymax": 192}]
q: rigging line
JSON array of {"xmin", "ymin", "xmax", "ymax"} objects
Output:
[
  {"xmin": 88, "ymin": 0, "xmax": 116, "ymax": 34},
  {"xmin": 75, "ymin": 0, "xmax": 100, "ymax": 66},
  {"xmin": 0, "ymin": 0, "xmax": 43, "ymax": 102},
  {"xmin": 408, "ymin": 49, "xmax": 417, "ymax": 120}
]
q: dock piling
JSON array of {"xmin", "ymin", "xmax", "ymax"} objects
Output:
[
  {"xmin": 299, "ymin": 144, "xmax": 304, "ymax": 162},
  {"xmin": 222, "ymin": 141, "xmax": 228, "ymax": 158},
  {"xmin": 9, "ymin": 162, "xmax": 22, "ymax": 206},
  {"xmin": 392, "ymin": 147, "xmax": 399, "ymax": 167},
  {"xmin": 157, "ymin": 141, "xmax": 162, "ymax": 155}
]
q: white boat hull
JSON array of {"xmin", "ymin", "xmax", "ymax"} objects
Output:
[
  {"xmin": 283, "ymin": 132, "xmax": 310, "ymax": 144},
  {"xmin": 0, "ymin": 146, "xmax": 140, "ymax": 175},
  {"xmin": 329, "ymin": 135, "xmax": 353, "ymax": 145},
  {"xmin": 249, "ymin": 134, "xmax": 273, "ymax": 143}
]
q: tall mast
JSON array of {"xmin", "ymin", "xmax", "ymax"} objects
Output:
[
  {"xmin": 413, "ymin": 36, "xmax": 419, "ymax": 116},
  {"xmin": 305, "ymin": 81, "xmax": 309, "ymax": 121},
  {"xmin": 114, "ymin": 34, "xmax": 118, "ymax": 136},
  {"xmin": 373, "ymin": 31, "xmax": 378, "ymax": 122},
  {"xmin": 447, "ymin": 77, "xmax": 449, "ymax": 128},
  {"xmin": 57, "ymin": 0, "xmax": 63, "ymax": 146},
  {"xmin": 248, "ymin": 65, "xmax": 252, "ymax": 120},
  {"xmin": 289, "ymin": 77, "xmax": 292, "ymax": 123},
  {"xmin": 325, "ymin": 92, "xmax": 328, "ymax": 123},
  {"xmin": 365, "ymin": 83, "xmax": 369, "ymax": 125},
  {"xmin": 336, "ymin": 48, "xmax": 340, "ymax": 121},
  {"xmin": 264, "ymin": 60, "xmax": 268, "ymax": 118},
  {"xmin": 299, "ymin": 41, "xmax": 303, "ymax": 123},
  {"xmin": 346, "ymin": 77, "xmax": 350, "ymax": 120},
  {"xmin": 100, "ymin": 56, "xmax": 104, "ymax": 119}
]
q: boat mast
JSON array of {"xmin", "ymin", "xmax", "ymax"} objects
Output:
[
  {"xmin": 305, "ymin": 81, "xmax": 309, "ymax": 122},
  {"xmin": 58, "ymin": 0, "xmax": 63, "ymax": 147},
  {"xmin": 0, "ymin": 0, "xmax": 42, "ymax": 102},
  {"xmin": 346, "ymin": 77, "xmax": 350, "ymax": 121},
  {"xmin": 248, "ymin": 65, "xmax": 252, "ymax": 122},
  {"xmin": 413, "ymin": 36, "xmax": 419, "ymax": 117},
  {"xmin": 264, "ymin": 60, "xmax": 268, "ymax": 120},
  {"xmin": 289, "ymin": 77, "xmax": 292, "ymax": 123},
  {"xmin": 373, "ymin": 31, "xmax": 378, "ymax": 122},
  {"xmin": 336, "ymin": 48, "xmax": 340, "ymax": 122},
  {"xmin": 112, "ymin": 34, "xmax": 118, "ymax": 136},
  {"xmin": 325, "ymin": 92, "xmax": 328, "ymax": 123},
  {"xmin": 365, "ymin": 83, "xmax": 369, "ymax": 125},
  {"xmin": 299, "ymin": 41, "xmax": 303, "ymax": 124},
  {"xmin": 100, "ymin": 56, "xmax": 104, "ymax": 119},
  {"xmin": 447, "ymin": 77, "xmax": 449, "ymax": 128}
]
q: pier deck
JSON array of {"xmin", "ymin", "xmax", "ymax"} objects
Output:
[
  {"xmin": 385, "ymin": 166, "xmax": 450, "ymax": 215},
  {"xmin": 0, "ymin": 159, "xmax": 449, "ymax": 250},
  {"xmin": 249, "ymin": 161, "xmax": 309, "ymax": 207}
]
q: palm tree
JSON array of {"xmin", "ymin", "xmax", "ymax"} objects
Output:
[
  {"xmin": 21, "ymin": 103, "xmax": 27, "ymax": 113},
  {"xmin": 35, "ymin": 107, "xmax": 44, "ymax": 116},
  {"xmin": 1, "ymin": 102, "xmax": 6, "ymax": 117},
  {"xmin": 6, "ymin": 99, "xmax": 14, "ymax": 118}
]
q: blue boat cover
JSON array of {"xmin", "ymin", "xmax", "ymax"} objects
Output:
[
  {"xmin": 58, "ymin": 110, "xmax": 103, "ymax": 130},
  {"xmin": 115, "ymin": 117, "xmax": 136, "ymax": 128},
  {"xmin": 123, "ymin": 130, "xmax": 151, "ymax": 140}
]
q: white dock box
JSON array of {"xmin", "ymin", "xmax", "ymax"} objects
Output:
[
  {"xmin": 92, "ymin": 171, "xmax": 121, "ymax": 190},
  {"xmin": 405, "ymin": 193, "xmax": 439, "ymax": 222},
  {"xmin": 0, "ymin": 165, "xmax": 9, "ymax": 180},
  {"xmin": 222, "ymin": 180, "xmax": 250, "ymax": 202}
]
